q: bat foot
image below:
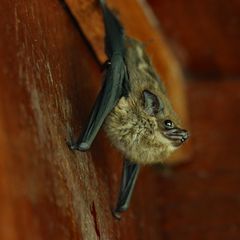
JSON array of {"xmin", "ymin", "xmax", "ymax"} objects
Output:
[
  {"xmin": 67, "ymin": 140, "xmax": 90, "ymax": 152},
  {"xmin": 66, "ymin": 140, "xmax": 79, "ymax": 151},
  {"xmin": 112, "ymin": 205, "xmax": 129, "ymax": 220},
  {"xmin": 78, "ymin": 142, "xmax": 90, "ymax": 151},
  {"xmin": 112, "ymin": 209, "xmax": 122, "ymax": 220}
]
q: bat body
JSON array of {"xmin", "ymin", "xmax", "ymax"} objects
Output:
[
  {"xmin": 69, "ymin": 0, "xmax": 188, "ymax": 219},
  {"xmin": 105, "ymin": 38, "xmax": 187, "ymax": 165}
]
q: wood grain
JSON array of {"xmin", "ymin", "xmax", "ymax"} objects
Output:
[{"xmin": 0, "ymin": 0, "xmax": 110, "ymax": 239}]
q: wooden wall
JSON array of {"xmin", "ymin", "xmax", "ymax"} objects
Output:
[
  {"xmin": 0, "ymin": 0, "xmax": 239, "ymax": 239},
  {"xmin": 148, "ymin": 0, "xmax": 240, "ymax": 77}
]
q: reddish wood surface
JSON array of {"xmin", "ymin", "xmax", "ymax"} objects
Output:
[
  {"xmin": 0, "ymin": 0, "xmax": 240, "ymax": 239},
  {"xmin": 161, "ymin": 80, "xmax": 240, "ymax": 239},
  {"xmin": 147, "ymin": 0, "xmax": 240, "ymax": 76},
  {"xmin": 0, "ymin": 0, "xmax": 107, "ymax": 239}
]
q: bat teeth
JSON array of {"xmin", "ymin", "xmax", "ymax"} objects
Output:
[
  {"xmin": 181, "ymin": 130, "xmax": 189, "ymax": 141},
  {"xmin": 163, "ymin": 128, "xmax": 189, "ymax": 143}
]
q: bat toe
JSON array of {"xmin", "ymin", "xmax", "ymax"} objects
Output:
[
  {"xmin": 79, "ymin": 142, "xmax": 90, "ymax": 151},
  {"xmin": 112, "ymin": 210, "xmax": 122, "ymax": 220}
]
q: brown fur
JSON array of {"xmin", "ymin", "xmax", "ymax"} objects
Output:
[{"xmin": 104, "ymin": 38, "xmax": 183, "ymax": 164}]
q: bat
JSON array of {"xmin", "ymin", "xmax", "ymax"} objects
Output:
[{"xmin": 69, "ymin": 0, "xmax": 189, "ymax": 219}]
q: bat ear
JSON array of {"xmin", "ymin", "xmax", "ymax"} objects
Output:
[{"xmin": 142, "ymin": 90, "xmax": 163, "ymax": 115}]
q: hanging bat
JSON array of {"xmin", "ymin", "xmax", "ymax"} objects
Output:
[{"xmin": 69, "ymin": 0, "xmax": 189, "ymax": 219}]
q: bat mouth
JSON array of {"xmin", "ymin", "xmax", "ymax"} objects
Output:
[{"xmin": 163, "ymin": 128, "xmax": 189, "ymax": 147}]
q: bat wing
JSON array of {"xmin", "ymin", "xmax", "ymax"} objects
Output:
[
  {"xmin": 113, "ymin": 159, "xmax": 140, "ymax": 219},
  {"xmin": 100, "ymin": 0, "xmax": 125, "ymax": 58},
  {"xmin": 75, "ymin": 57, "xmax": 127, "ymax": 150},
  {"xmin": 70, "ymin": 1, "xmax": 130, "ymax": 150}
]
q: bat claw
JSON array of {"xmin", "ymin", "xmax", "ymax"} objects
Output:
[
  {"xmin": 66, "ymin": 139, "xmax": 90, "ymax": 152},
  {"xmin": 66, "ymin": 140, "xmax": 79, "ymax": 151},
  {"xmin": 112, "ymin": 209, "xmax": 122, "ymax": 220},
  {"xmin": 79, "ymin": 142, "xmax": 90, "ymax": 151}
]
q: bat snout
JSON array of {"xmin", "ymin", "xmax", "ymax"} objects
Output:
[
  {"xmin": 179, "ymin": 129, "xmax": 189, "ymax": 142},
  {"xmin": 163, "ymin": 128, "xmax": 189, "ymax": 146}
]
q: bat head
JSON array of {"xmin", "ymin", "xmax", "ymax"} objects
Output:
[{"xmin": 104, "ymin": 38, "xmax": 189, "ymax": 164}]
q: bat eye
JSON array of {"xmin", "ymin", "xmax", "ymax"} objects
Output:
[
  {"xmin": 142, "ymin": 90, "xmax": 160, "ymax": 115},
  {"xmin": 164, "ymin": 119, "xmax": 174, "ymax": 129}
]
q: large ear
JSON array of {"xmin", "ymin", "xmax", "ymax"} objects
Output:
[{"xmin": 142, "ymin": 90, "xmax": 163, "ymax": 115}]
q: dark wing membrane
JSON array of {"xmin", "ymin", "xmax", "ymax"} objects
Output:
[
  {"xmin": 113, "ymin": 159, "xmax": 140, "ymax": 219},
  {"xmin": 100, "ymin": 0, "xmax": 130, "ymax": 95},
  {"xmin": 76, "ymin": 56, "xmax": 126, "ymax": 150},
  {"xmin": 70, "ymin": 0, "xmax": 129, "ymax": 151},
  {"xmin": 99, "ymin": 0, "xmax": 125, "ymax": 57}
]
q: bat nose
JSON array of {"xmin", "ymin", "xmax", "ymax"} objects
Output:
[
  {"xmin": 163, "ymin": 128, "xmax": 189, "ymax": 143},
  {"xmin": 180, "ymin": 129, "xmax": 189, "ymax": 142}
]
